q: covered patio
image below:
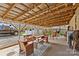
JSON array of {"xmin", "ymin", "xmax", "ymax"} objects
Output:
[{"xmin": 0, "ymin": 3, "xmax": 79, "ymax": 56}]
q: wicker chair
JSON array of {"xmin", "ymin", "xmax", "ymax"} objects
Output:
[
  {"xmin": 18, "ymin": 40, "xmax": 34, "ymax": 56},
  {"xmin": 25, "ymin": 36, "xmax": 36, "ymax": 42},
  {"xmin": 41, "ymin": 36, "xmax": 48, "ymax": 43}
]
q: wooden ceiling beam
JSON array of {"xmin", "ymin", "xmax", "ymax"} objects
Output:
[
  {"xmin": 26, "ymin": 10, "xmax": 74, "ymax": 23},
  {"xmin": 47, "ymin": 18, "xmax": 71, "ymax": 24},
  {"xmin": 34, "ymin": 19, "xmax": 69, "ymax": 27},
  {"xmin": 0, "ymin": 5, "xmax": 8, "ymax": 9},
  {"xmin": 33, "ymin": 12, "xmax": 73, "ymax": 23},
  {"xmin": 20, "ymin": 9, "xmax": 74, "ymax": 22},
  {"xmin": 23, "ymin": 5, "xmax": 75, "ymax": 23},
  {"xmin": 20, "ymin": 3, "xmax": 36, "ymax": 13},
  {"xmin": 26, "ymin": 17, "xmax": 72, "ymax": 26},
  {"xmin": 32, "ymin": 15, "xmax": 72, "ymax": 26},
  {"xmin": 2, "ymin": 3, "xmax": 15, "ymax": 19},
  {"xmin": 28, "ymin": 15, "xmax": 71, "ymax": 26},
  {"xmin": 27, "ymin": 3, "xmax": 41, "ymax": 13},
  {"xmin": 15, "ymin": 6, "xmax": 25, "ymax": 11},
  {"xmin": 15, "ymin": 6, "xmax": 35, "ymax": 17},
  {"xmin": 22, "ymin": 4, "xmax": 65, "ymax": 22},
  {"xmin": 45, "ymin": 13, "xmax": 73, "ymax": 22},
  {"xmin": 75, "ymin": 4, "xmax": 79, "ymax": 7},
  {"xmin": 13, "ymin": 4, "xmax": 41, "ymax": 20},
  {"xmin": 30, "ymin": 20, "xmax": 69, "ymax": 27},
  {"xmin": 11, "ymin": 10, "xmax": 20, "ymax": 14},
  {"xmin": 45, "ymin": 3, "xmax": 52, "ymax": 12},
  {"xmin": 31, "ymin": 15, "xmax": 72, "ymax": 25},
  {"xmin": 48, "ymin": 21, "xmax": 69, "ymax": 27}
]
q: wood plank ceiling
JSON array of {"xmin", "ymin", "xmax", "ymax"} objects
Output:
[{"xmin": 0, "ymin": 3, "xmax": 78, "ymax": 27}]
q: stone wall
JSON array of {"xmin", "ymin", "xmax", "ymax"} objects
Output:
[{"xmin": 69, "ymin": 7, "xmax": 79, "ymax": 30}]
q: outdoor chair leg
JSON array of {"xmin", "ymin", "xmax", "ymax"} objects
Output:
[{"xmin": 25, "ymin": 51, "xmax": 27, "ymax": 56}]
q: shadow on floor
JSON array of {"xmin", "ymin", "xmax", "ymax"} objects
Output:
[{"xmin": 43, "ymin": 43, "xmax": 79, "ymax": 56}]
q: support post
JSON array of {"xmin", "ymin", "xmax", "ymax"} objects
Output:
[
  {"xmin": 75, "ymin": 14, "xmax": 77, "ymax": 30},
  {"xmin": 18, "ymin": 23, "xmax": 21, "ymax": 40}
]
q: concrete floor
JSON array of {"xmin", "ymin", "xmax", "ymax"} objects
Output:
[
  {"xmin": 0, "ymin": 36, "xmax": 79, "ymax": 56},
  {"xmin": 0, "ymin": 43, "xmax": 51, "ymax": 56},
  {"xmin": 43, "ymin": 43, "xmax": 79, "ymax": 56},
  {"xmin": 0, "ymin": 35, "xmax": 65, "ymax": 49},
  {"xmin": 42, "ymin": 36, "xmax": 79, "ymax": 56},
  {"xmin": 48, "ymin": 36, "xmax": 67, "ymax": 45}
]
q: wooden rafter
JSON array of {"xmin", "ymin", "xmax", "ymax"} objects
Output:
[
  {"xmin": 48, "ymin": 21, "xmax": 69, "ymax": 27},
  {"xmin": 25, "ymin": 9, "xmax": 74, "ymax": 23},
  {"xmin": 0, "ymin": 3, "xmax": 77, "ymax": 27},
  {"xmin": 22, "ymin": 4, "xmax": 65, "ymax": 22},
  {"xmin": 11, "ymin": 10, "xmax": 20, "ymax": 14},
  {"xmin": 30, "ymin": 12, "xmax": 73, "ymax": 24},
  {"xmin": 32, "ymin": 18, "xmax": 70, "ymax": 27},
  {"xmin": 13, "ymin": 4, "xmax": 41, "ymax": 20},
  {"xmin": 45, "ymin": 3, "xmax": 52, "ymax": 12},
  {"xmin": 2, "ymin": 3, "xmax": 15, "ymax": 19},
  {"xmin": 23, "ymin": 4, "xmax": 75, "ymax": 22},
  {"xmin": 46, "ymin": 17, "xmax": 71, "ymax": 24},
  {"xmin": 30, "ymin": 15, "xmax": 72, "ymax": 25},
  {"xmin": 0, "ymin": 5, "xmax": 8, "ymax": 9},
  {"xmin": 25, "ymin": 18, "xmax": 69, "ymax": 27},
  {"xmin": 20, "ymin": 3, "xmax": 37, "ymax": 13},
  {"xmin": 30, "ymin": 21, "xmax": 69, "ymax": 27}
]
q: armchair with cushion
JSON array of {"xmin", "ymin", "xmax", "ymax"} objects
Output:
[
  {"xmin": 25, "ymin": 36, "xmax": 36, "ymax": 42},
  {"xmin": 41, "ymin": 35, "xmax": 48, "ymax": 43},
  {"xmin": 18, "ymin": 40, "xmax": 34, "ymax": 56}
]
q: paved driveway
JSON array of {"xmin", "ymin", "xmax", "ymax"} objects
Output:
[{"xmin": 0, "ymin": 35, "xmax": 23, "ymax": 49}]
